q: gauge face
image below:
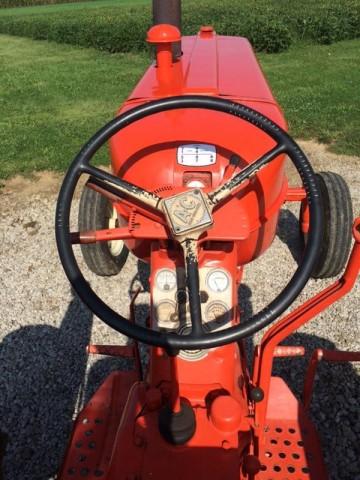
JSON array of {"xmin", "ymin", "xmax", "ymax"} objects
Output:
[
  {"xmin": 206, "ymin": 269, "xmax": 230, "ymax": 293},
  {"xmin": 155, "ymin": 269, "xmax": 177, "ymax": 292},
  {"xmin": 206, "ymin": 302, "xmax": 230, "ymax": 326},
  {"xmin": 155, "ymin": 301, "xmax": 178, "ymax": 327}
]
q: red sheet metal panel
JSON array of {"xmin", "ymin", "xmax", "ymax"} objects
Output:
[
  {"xmin": 129, "ymin": 32, "xmax": 280, "ymax": 107},
  {"xmin": 57, "ymin": 371, "xmax": 139, "ymax": 480},
  {"xmin": 258, "ymin": 377, "xmax": 328, "ymax": 479}
]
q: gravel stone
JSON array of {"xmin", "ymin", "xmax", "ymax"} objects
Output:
[{"xmin": 0, "ymin": 141, "xmax": 359, "ymax": 479}]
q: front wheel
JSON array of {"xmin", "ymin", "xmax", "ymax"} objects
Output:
[
  {"xmin": 78, "ymin": 186, "xmax": 129, "ymax": 276},
  {"xmin": 301, "ymin": 171, "xmax": 353, "ymax": 279}
]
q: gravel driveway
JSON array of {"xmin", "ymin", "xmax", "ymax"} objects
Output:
[{"xmin": 0, "ymin": 141, "xmax": 359, "ymax": 480}]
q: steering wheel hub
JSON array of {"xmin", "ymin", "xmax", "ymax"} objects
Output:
[{"xmin": 162, "ymin": 189, "xmax": 213, "ymax": 237}]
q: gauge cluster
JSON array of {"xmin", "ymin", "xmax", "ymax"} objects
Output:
[{"xmin": 152, "ymin": 266, "xmax": 233, "ymax": 335}]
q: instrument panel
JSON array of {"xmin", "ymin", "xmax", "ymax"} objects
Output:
[{"xmin": 152, "ymin": 267, "xmax": 233, "ymax": 334}]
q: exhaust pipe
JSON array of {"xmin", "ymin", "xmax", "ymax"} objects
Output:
[{"xmin": 152, "ymin": 0, "xmax": 181, "ymax": 59}]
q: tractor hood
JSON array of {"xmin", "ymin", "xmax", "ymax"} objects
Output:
[{"xmin": 128, "ymin": 28, "xmax": 280, "ymax": 110}]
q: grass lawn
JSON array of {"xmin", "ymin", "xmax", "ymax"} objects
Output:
[
  {"xmin": 260, "ymin": 40, "xmax": 360, "ymax": 156},
  {"xmin": 0, "ymin": 36, "xmax": 148, "ymax": 179},
  {"xmin": 0, "ymin": 35, "xmax": 359, "ymax": 179},
  {"xmin": 0, "ymin": 0, "xmax": 147, "ymax": 16}
]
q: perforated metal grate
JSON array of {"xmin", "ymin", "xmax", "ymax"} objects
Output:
[
  {"xmin": 65, "ymin": 415, "xmax": 106, "ymax": 478},
  {"xmin": 258, "ymin": 421, "xmax": 326, "ymax": 479},
  {"xmin": 58, "ymin": 371, "xmax": 139, "ymax": 480}
]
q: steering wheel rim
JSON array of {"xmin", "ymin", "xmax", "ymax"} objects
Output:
[{"xmin": 55, "ymin": 95, "xmax": 323, "ymax": 350}]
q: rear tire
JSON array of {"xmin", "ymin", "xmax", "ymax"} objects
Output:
[
  {"xmin": 78, "ymin": 186, "xmax": 129, "ymax": 276},
  {"xmin": 301, "ymin": 171, "xmax": 353, "ymax": 279}
]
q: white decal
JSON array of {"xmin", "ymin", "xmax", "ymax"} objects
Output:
[{"xmin": 177, "ymin": 144, "xmax": 216, "ymax": 166}]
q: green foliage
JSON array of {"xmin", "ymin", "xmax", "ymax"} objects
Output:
[
  {"xmin": 1, "ymin": 0, "xmax": 95, "ymax": 7},
  {"xmin": 181, "ymin": 4, "xmax": 292, "ymax": 53},
  {"xmin": 0, "ymin": 0, "xmax": 147, "ymax": 16},
  {"xmin": 0, "ymin": 6, "xmax": 152, "ymax": 52},
  {"xmin": 0, "ymin": 0, "xmax": 359, "ymax": 54},
  {"xmin": 291, "ymin": 3, "xmax": 360, "ymax": 45},
  {"xmin": 247, "ymin": 16, "xmax": 292, "ymax": 54}
]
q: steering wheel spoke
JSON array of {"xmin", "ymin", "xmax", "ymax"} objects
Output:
[
  {"xmin": 208, "ymin": 142, "xmax": 287, "ymax": 206},
  {"xmin": 181, "ymin": 238, "xmax": 203, "ymax": 336},
  {"xmin": 85, "ymin": 176, "xmax": 167, "ymax": 226},
  {"xmin": 82, "ymin": 164, "xmax": 162, "ymax": 212},
  {"xmin": 70, "ymin": 226, "xmax": 132, "ymax": 245}
]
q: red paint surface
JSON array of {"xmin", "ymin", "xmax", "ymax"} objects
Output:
[{"xmin": 109, "ymin": 31, "xmax": 288, "ymax": 264}]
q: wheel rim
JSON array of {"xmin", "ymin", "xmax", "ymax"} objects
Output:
[{"xmin": 107, "ymin": 206, "xmax": 124, "ymax": 257}]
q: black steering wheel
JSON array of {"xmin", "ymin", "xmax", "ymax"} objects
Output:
[{"xmin": 55, "ymin": 95, "xmax": 322, "ymax": 351}]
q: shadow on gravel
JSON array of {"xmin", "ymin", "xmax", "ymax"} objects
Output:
[
  {"xmin": 277, "ymin": 208, "xmax": 303, "ymax": 265},
  {"xmin": 131, "ymin": 259, "xmax": 151, "ymax": 293},
  {"xmin": 0, "ymin": 294, "xmax": 93, "ymax": 480}
]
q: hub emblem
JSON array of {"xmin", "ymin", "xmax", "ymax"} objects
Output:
[{"xmin": 162, "ymin": 189, "xmax": 213, "ymax": 236}]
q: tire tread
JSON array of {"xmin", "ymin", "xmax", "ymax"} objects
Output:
[
  {"xmin": 78, "ymin": 187, "xmax": 129, "ymax": 276},
  {"xmin": 311, "ymin": 172, "xmax": 353, "ymax": 279}
]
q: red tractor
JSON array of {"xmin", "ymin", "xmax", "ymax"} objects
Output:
[{"xmin": 55, "ymin": 2, "xmax": 360, "ymax": 478}]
